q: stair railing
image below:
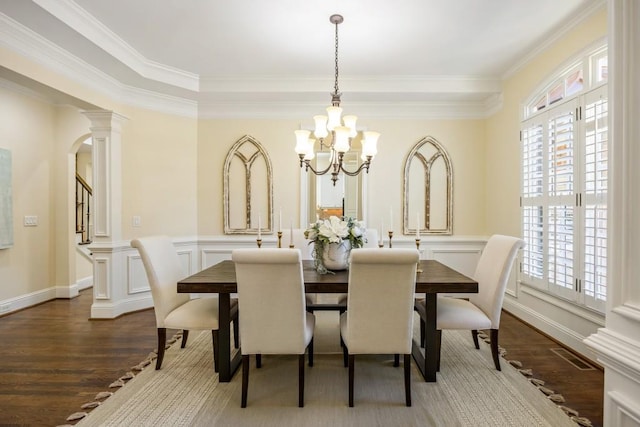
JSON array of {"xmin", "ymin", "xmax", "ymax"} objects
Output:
[{"xmin": 75, "ymin": 173, "xmax": 92, "ymax": 244}]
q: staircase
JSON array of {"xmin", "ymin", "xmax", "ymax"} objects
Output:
[{"xmin": 75, "ymin": 173, "xmax": 92, "ymax": 245}]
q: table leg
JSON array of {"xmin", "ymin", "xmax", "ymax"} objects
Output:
[
  {"xmin": 218, "ymin": 293, "xmax": 241, "ymax": 382},
  {"xmin": 411, "ymin": 293, "xmax": 438, "ymax": 382},
  {"xmin": 423, "ymin": 294, "xmax": 438, "ymax": 381}
]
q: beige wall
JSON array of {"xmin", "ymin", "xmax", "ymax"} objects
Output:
[
  {"xmin": 485, "ymin": 9, "xmax": 607, "ymax": 236},
  {"xmin": 0, "ymin": 86, "xmax": 55, "ymax": 301},
  {"xmin": 121, "ymin": 107, "xmax": 198, "ymax": 238},
  {"xmin": 197, "ymin": 118, "xmax": 487, "ymax": 236}
]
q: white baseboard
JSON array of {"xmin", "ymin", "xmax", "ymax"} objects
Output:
[
  {"xmin": 76, "ymin": 275, "xmax": 93, "ymax": 291},
  {"xmin": 0, "ymin": 287, "xmax": 57, "ymax": 315},
  {"xmin": 90, "ymin": 294, "xmax": 154, "ymax": 319}
]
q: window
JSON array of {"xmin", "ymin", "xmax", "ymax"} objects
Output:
[{"xmin": 520, "ymin": 45, "xmax": 607, "ymax": 313}]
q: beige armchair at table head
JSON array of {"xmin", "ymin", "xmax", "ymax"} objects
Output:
[
  {"xmin": 415, "ymin": 234, "xmax": 525, "ymax": 371},
  {"xmin": 131, "ymin": 235, "xmax": 238, "ymax": 371}
]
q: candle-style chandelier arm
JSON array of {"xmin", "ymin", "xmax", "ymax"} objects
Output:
[{"xmin": 339, "ymin": 156, "xmax": 372, "ymax": 176}]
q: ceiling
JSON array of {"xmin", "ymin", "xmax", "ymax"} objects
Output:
[{"xmin": 0, "ymin": 0, "xmax": 603, "ymax": 118}]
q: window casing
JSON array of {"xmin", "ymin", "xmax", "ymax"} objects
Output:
[{"xmin": 520, "ymin": 46, "xmax": 607, "ymax": 313}]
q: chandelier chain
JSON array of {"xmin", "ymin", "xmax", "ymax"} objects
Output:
[{"xmin": 334, "ymin": 19, "xmax": 340, "ymax": 98}]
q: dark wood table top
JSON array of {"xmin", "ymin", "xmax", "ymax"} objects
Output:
[{"xmin": 178, "ymin": 259, "xmax": 477, "ymax": 295}]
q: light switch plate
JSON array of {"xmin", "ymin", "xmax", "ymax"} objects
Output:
[
  {"xmin": 24, "ymin": 215, "xmax": 38, "ymax": 226},
  {"xmin": 132, "ymin": 216, "xmax": 141, "ymax": 227}
]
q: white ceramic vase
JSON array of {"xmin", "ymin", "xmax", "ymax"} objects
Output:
[{"xmin": 322, "ymin": 240, "xmax": 351, "ymax": 271}]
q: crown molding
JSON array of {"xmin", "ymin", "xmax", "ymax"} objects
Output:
[
  {"xmin": 198, "ymin": 97, "xmax": 503, "ymax": 120},
  {"xmin": 502, "ymin": 0, "xmax": 607, "ymax": 80},
  {"xmin": 0, "ymin": 10, "xmax": 500, "ymax": 120},
  {"xmin": 32, "ymin": 0, "xmax": 200, "ymax": 91},
  {"xmin": 0, "ymin": 12, "xmax": 198, "ymax": 117}
]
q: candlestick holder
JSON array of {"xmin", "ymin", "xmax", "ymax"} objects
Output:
[
  {"xmin": 289, "ymin": 244, "xmax": 295, "ymax": 249},
  {"xmin": 378, "ymin": 241, "xmax": 384, "ymax": 248},
  {"xmin": 415, "ymin": 238, "xmax": 422, "ymax": 273},
  {"xmin": 388, "ymin": 231, "xmax": 394, "ymax": 248},
  {"xmin": 277, "ymin": 231, "xmax": 282, "ymax": 248},
  {"xmin": 256, "ymin": 239, "xmax": 262, "ymax": 248}
]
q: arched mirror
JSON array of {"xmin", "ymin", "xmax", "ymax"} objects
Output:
[
  {"xmin": 305, "ymin": 151, "xmax": 361, "ymax": 222},
  {"xmin": 402, "ymin": 136, "xmax": 453, "ymax": 235},
  {"xmin": 223, "ymin": 135, "xmax": 273, "ymax": 234},
  {"xmin": 302, "ymin": 150, "xmax": 367, "ymax": 226}
]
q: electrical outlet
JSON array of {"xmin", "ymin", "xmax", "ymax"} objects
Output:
[
  {"xmin": 0, "ymin": 303, "xmax": 11, "ymax": 314},
  {"xmin": 132, "ymin": 216, "xmax": 141, "ymax": 227},
  {"xmin": 24, "ymin": 215, "xmax": 38, "ymax": 226}
]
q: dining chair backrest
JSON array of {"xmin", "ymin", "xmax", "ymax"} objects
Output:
[
  {"xmin": 470, "ymin": 234, "xmax": 525, "ymax": 329},
  {"xmin": 344, "ymin": 248, "xmax": 419, "ymax": 354},
  {"xmin": 131, "ymin": 236, "xmax": 189, "ymax": 328},
  {"xmin": 232, "ymin": 248, "xmax": 309, "ymax": 354}
]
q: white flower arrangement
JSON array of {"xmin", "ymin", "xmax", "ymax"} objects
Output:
[{"xmin": 304, "ymin": 216, "xmax": 367, "ymax": 273}]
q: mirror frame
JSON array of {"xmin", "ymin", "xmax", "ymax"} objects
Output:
[
  {"xmin": 402, "ymin": 136, "xmax": 453, "ymax": 235},
  {"xmin": 223, "ymin": 135, "xmax": 273, "ymax": 234}
]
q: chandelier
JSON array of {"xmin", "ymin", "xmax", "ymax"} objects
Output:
[{"xmin": 294, "ymin": 14, "xmax": 380, "ymax": 186}]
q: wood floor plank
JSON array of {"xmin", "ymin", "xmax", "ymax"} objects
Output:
[{"xmin": 0, "ymin": 290, "xmax": 603, "ymax": 426}]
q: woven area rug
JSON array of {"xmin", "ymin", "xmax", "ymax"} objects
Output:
[{"xmin": 74, "ymin": 311, "xmax": 576, "ymax": 427}]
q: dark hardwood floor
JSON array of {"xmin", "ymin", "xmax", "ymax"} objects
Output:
[
  {"xmin": 499, "ymin": 310, "xmax": 604, "ymax": 426},
  {"xmin": 0, "ymin": 290, "xmax": 603, "ymax": 426}
]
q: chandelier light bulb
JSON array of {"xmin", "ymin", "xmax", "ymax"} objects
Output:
[
  {"xmin": 295, "ymin": 130, "xmax": 311, "ymax": 155},
  {"xmin": 342, "ymin": 115, "xmax": 358, "ymax": 137},
  {"xmin": 326, "ymin": 106, "xmax": 343, "ymax": 131},
  {"xmin": 304, "ymin": 138, "xmax": 316, "ymax": 160},
  {"xmin": 333, "ymin": 126, "xmax": 351, "ymax": 153},
  {"xmin": 362, "ymin": 131, "xmax": 380, "ymax": 157},
  {"xmin": 313, "ymin": 115, "xmax": 329, "ymax": 138}
]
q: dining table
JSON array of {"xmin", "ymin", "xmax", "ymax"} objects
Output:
[{"xmin": 177, "ymin": 259, "xmax": 478, "ymax": 383}]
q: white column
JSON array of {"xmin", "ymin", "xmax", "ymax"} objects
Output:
[
  {"xmin": 82, "ymin": 111, "xmax": 149, "ymax": 318},
  {"xmin": 584, "ymin": 1, "xmax": 640, "ymax": 426}
]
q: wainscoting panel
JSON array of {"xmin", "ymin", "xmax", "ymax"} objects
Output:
[
  {"xmin": 609, "ymin": 391, "xmax": 640, "ymax": 427},
  {"xmin": 93, "ymin": 257, "xmax": 110, "ymax": 300},
  {"xmin": 127, "ymin": 253, "xmax": 149, "ymax": 295}
]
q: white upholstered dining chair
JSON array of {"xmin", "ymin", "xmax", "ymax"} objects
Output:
[
  {"xmin": 281, "ymin": 228, "xmax": 321, "ymax": 311},
  {"xmin": 232, "ymin": 248, "xmax": 315, "ymax": 408},
  {"xmin": 340, "ymin": 248, "xmax": 419, "ymax": 407},
  {"xmin": 415, "ymin": 234, "xmax": 525, "ymax": 371},
  {"xmin": 131, "ymin": 236, "xmax": 238, "ymax": 371}
]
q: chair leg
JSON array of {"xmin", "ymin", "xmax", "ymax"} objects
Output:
[
  {"xmin": 394, "ymin": 354, "xmax": 400, "ymax": 367},
  {"xmin": 241, "ymin": 355, "xmax": 250, "ymax": 408},
  {"xmin": 471, "ymin": 329, "xmax": 480, "ymax": 349},
  {"xmin": 490, "ymin": 329, "xmax": 501, "ymax": 371},
  {"xmin": 256, "ymin": 354, "xmax": 262, "ymax": 368},
  {"xmin": 155, "ymin": 328, "xmax": 167, "ymax": 370},
  {"xmin": 420, "ymin": 317, "xmax": 425, "ymax": 348},
  {"xmin": 308, "ymin": 338, "xmax": 314, "ymax": 367},
  {"xmin": 342, "ymin": 340, "xmax": 348, "ymax": 367},
  {"xmin": 233, "ymin": 317, "xmax": 240, "ymax": 349},
  {"xmin": 298, "ymin": 354, "xmax": 305, "ymax": 407},
  {"xmin": 348, "ymin": 354, "xmax": 355, "ymax": 407},
  {"xmin": 181, "ymin": 330, "xmax": 189, "ymax": 348},
  {"xmin": 436, "ymin": 330, "xmax": 442, "ymax": 372},
  {"xmin": 212, "ymin": 330, "xmax": 219, "ymax": 373},
  {"xmin": 404, "ymin": 354, "xmax": 412, "ymax": 407}
]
